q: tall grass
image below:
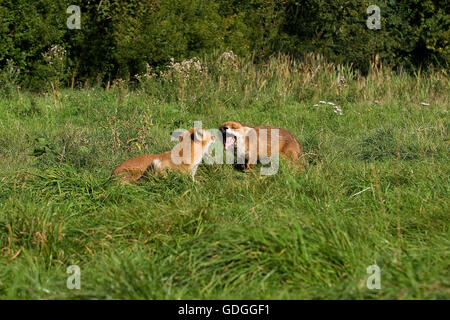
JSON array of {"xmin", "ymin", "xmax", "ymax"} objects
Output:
[{"xmin": 0, "ymin": 53, "xmax": 448, "ymax": 299}]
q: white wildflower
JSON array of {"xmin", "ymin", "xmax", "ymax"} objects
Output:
[
  {"xmin": 218, "ymin": 51, "xmax": 239, "ymax": 70},
  {"xmin": 315, "ymin": 101, "xmax": 343, "ymax": 115},
  {"xmin": 163, "ymin": 57, "xmax": 208, "ymax": 79}
]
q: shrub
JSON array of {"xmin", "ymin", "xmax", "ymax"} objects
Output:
[{"xmin": 0, "ymin": 0, "xmax": 448, "ymax": 91}]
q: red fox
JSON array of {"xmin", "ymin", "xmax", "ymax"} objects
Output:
[
  {"xmin": 112, "ymin": 128, "xmax": 215, "ymax": 183},
  {"xmin": 219, "ymin": 121, "xmax": 307, "ymax": 171}
]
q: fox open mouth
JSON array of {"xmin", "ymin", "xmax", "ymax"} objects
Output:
[{"xmin": 224, "ymin": 135, "xmax": 236, "ymax": 150}]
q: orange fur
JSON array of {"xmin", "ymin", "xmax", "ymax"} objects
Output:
[
  {"xmin": 219, "ymin": 121, "xmax": 307, "ymax": 171},
  {"xmin": 112, "ymin": 128, "xmax": 215, "ymax": 183}
]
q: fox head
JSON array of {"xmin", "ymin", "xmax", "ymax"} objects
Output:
[
  {"xmin": 219, "ymin": 121, "xmax": 253, "ymax": 150},
  {"xmin": 171, "ymin": 128, "xmax": 215, "ymax": 165},
  {"xmin": 177, "ymin": 128, "xmax": 215, "ymax": 147}
]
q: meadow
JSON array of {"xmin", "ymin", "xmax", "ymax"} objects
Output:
[{"xmin": 0, "ymin": 53, "xmax": 448, "ymax": 299}]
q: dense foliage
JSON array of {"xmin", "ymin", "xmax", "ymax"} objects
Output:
[
  {"xmin": 0, "ymin": 53, "xmax": 448, "ymax": 298},
  {"xmin": 0, "ymin": 0, "xmax": 448, "ymax": 90}
]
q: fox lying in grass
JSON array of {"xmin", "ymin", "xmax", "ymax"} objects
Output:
[
  {"xmin": 112, "ymin": 128, "xmax": 215, "ymax": 183},
  {"xmin": 219, "ymin": 121, "xmax": 307, "ymax": 171}
]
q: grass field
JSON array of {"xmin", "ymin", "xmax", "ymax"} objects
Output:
[{"xmin": 0, "ymin": 53, "xmax": 448, "ymax": 299}]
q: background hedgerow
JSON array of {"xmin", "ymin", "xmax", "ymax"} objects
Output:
[
  {"xmin": 0, "ymin": 53, "xmax": 448, "ymax": 299},
  {"xmin": 0, "ymin": 0, "xmax": 448, "ymax": 91}
]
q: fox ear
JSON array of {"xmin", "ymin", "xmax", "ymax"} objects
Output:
[
  {"xmin": 171, "ymin": 130, "xmax": 184, "ymax": 142},
  {"xmin": 194, "ymin": 129, "xmax": 203, "ymax": 141}
]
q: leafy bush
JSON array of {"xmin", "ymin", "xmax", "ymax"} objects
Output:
[
  {"xmin": 0, "ymin": 0, "xmax": 448, "ymax": 91},
  {"xmin": 279, "ymin": 0, "xmax": 449, "ymax": 73}
]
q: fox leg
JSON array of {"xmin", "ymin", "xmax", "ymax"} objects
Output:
[
  {"xmin": 191, "ymin": 164, "xmax": 199, "ymax": 180},
  {"xmin": 283, "ymin": 151, "xmax": 305, "ymax": 172},
  {"xmin": 245, "ymin": 160, "xmax": 256, "ymax": 170},
  {"xmin": 117, "ymin": 169, "xmax": 144, "ymax": 184}
]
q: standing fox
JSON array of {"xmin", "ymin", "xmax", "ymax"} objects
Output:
[
  {"xmin": 219, "ymin": 121, "xmax": 307, "ymax": 171},
  {"xmin": 112, "ymin": 128, "xmax": 215, "ymax": 183}
]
